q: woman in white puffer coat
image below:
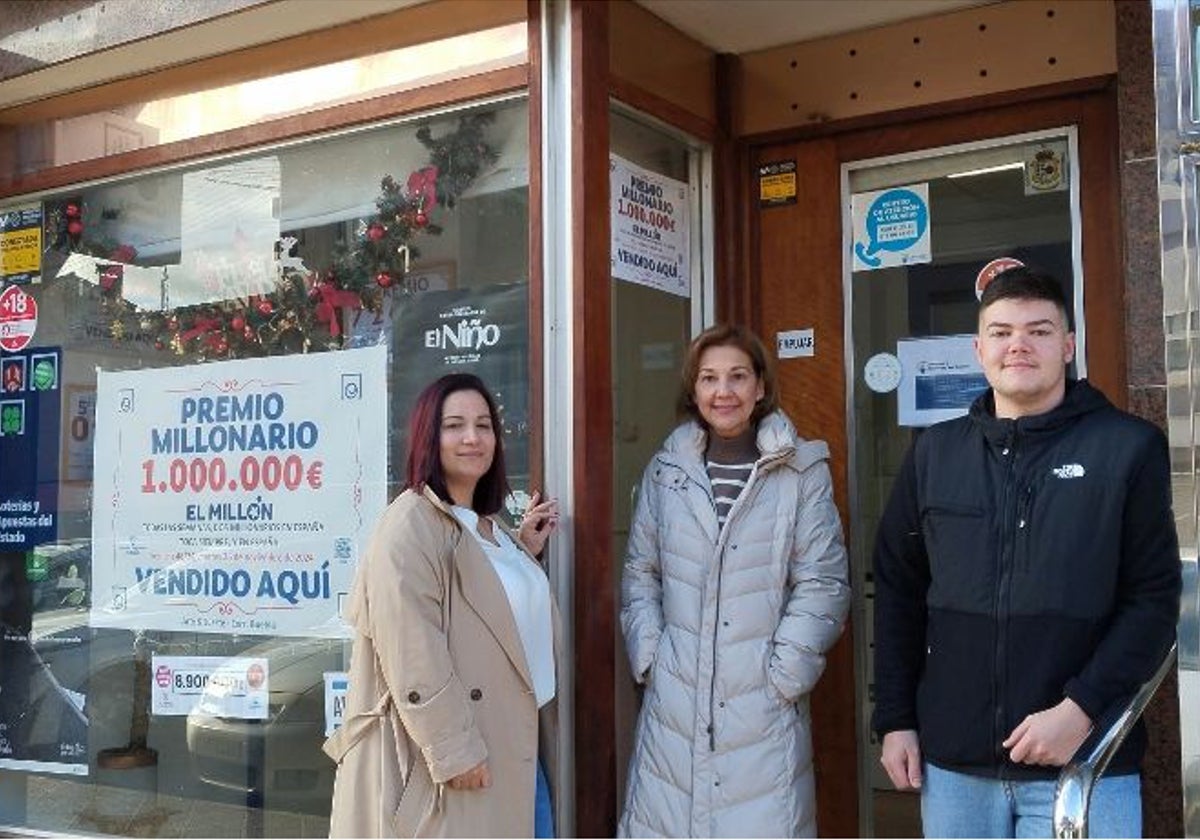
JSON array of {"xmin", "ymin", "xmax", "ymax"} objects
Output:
[{"xmin": 619, "ymin": 324, "xmax": 851, "ymax": 838}]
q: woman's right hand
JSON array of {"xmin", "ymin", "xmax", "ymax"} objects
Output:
[{"xmin": 448, "ymin": 760, "xmax": 492, "ymax": 790}]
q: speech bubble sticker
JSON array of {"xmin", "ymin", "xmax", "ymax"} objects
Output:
[{"xmin": 853, "ymin": 187, "xmax": 930, "ymax": 269}]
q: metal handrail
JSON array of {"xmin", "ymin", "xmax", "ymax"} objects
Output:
[{"xmin": 1053, "ymin": 642, "xmax": 1178, "ymax": 838}]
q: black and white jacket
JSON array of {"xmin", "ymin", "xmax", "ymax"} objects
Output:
[{"xmin": 872, "ymin": 379, "xmax": 1181, "ymax": 779}]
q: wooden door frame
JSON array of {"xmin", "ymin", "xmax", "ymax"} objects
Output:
[{"xmin": 744, "ymin": 80, "xmax": 1123, "ymax": 837}]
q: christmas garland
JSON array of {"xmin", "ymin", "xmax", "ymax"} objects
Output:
[{"xmin": 51, "ymin": 112, "xmax": 498, "ymax": 359}]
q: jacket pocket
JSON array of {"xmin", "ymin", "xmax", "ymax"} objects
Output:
[
  {"xmin": 392, "ymin": 758, "xmax": 441, "ymax": 838},
  {"xmin": 921, "ymin": 501, "xmax": 991, "ymax": 610}
]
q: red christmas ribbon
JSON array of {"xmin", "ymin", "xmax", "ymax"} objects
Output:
[
  {"xmin": 407, "ymin": 166, "xmax": 439, "ymax": 211},
  {"xmin": 313, "ymin": 281, "xmax": 361, "ymax": 338},
  {"xmin": 181, "ymin": 317, "xmax": 223, "ymax": 344}
]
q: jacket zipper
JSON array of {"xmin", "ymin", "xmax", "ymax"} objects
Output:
[
  {"xmin": 993, "ymin": 433, "xmax": 1019, "ymax": 770},
  {"xmin": 659, "ymin": 453, "xmax": 723, "ymax": 752},
  {"xmin": 1017, "ymin": 485, "xmax": 1034, "ymax": 571},
  {"xmin": 705, "ymin": 456, "xmax": 781, "ymax": 750},
  {"xmin": 659, "ymin": 447, "xmax": 790, "ymax": 753}
]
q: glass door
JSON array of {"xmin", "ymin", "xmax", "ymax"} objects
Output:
[
  {"xmin": 608, "ymin": 106, "xmax": 711, "ymax": 810},
  {"xmin": 843, "ymin": 129, "xmax": 1084, "ymax": 836}
]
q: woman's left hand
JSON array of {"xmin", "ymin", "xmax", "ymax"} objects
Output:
[{"xmin": 518, "ymin": 491, "xmax": 559, "ymax": 556}]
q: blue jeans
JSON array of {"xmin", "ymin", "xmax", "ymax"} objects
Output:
[
  {"xmin": 535, "ymin": 758, "xmax": 554, "ymax": 838},
  {"xmin": 921, "ymin": 763, "xmax": 1141, "ymax": 838}
]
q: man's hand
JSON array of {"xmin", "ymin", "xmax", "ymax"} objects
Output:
[
  {"xmin": 448, "ymin": 760, "xmax": 492, "ymax": 790},
  {"xmin": 1003, "ymin": 697, "xmax": 1092, "ymax": 766},
  {"xmin": 881, "ymin": 729, "xmax": 923, "ymax": 790}
]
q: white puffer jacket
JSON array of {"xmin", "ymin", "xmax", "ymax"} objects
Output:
[{"xmin": 618, "ymin": 411, "xmax": 850, "ymax": 838}]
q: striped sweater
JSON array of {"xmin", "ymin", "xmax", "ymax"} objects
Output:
[{"xmin": 704, "ymin": 427, "xmax": 758, "ymax": 531}]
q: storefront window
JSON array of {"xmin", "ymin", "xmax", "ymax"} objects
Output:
[{"xmin": 0, "ymin": 96, "xmax": 529, "ymax": 836}]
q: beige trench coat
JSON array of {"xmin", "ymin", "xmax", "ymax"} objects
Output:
[{"xmin": 324, "ymin": 486, "xmax": 558, "ymax": 838}]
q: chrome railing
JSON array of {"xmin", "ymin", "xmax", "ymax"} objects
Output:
[{"xmin": 1053, "ymin": 643, "xmax": 1178, "ymax": 838}]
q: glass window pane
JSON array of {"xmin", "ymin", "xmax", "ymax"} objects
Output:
[{"xmin": 0, "ymin": 97, "xmax": 529, "ymax": 836}]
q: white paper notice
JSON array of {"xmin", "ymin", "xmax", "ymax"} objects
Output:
[
  {"xmin": 325, "ymin": 671, "xmax": 349, "ymax": 736},
  {"xmin": 896, "ymin": 335, "xmax": 989, "ymax": 427},
  {"xmin": 776, "ymin": 328, "xmax": 814, "ymax": 359},
  {"xmin": 610, "ymin": 154, "xmax": 690, "ymax": 297},
  {"xmin": 90, "ymin": 345, "xmax": 387, "ymax": 638},
  {"xmin": 178, "ymin": 157, "xmax": 281, "ymax": 306},
  {"xmin": 152, "ymin": 655, "xmax": 268, "ymax": 719}
]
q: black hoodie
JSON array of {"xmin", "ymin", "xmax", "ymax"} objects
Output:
[{"xmin": 872, "ymin": 379, "xmax": 1180, "ymax": 778}]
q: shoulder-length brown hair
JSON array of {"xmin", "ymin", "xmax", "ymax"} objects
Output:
[
  {"xmin": 404, "ymin": 373, "xmax": 509, "ymax": 515},
  {"xmin": 676, "ymin": 324, "xmax": 779, "ymax": 428}
]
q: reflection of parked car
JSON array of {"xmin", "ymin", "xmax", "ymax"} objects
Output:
[
  {"xmin": 185, "ymin": 637, "xmax": 346, "ymax": 814},
  {"xmin": 27, "ymin": 539, "xmax": 90, "ymax": 611}
]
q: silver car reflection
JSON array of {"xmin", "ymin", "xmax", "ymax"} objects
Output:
[{"xmin": 184, "ymin": 637, "xmax": 346, "ymax": 814}]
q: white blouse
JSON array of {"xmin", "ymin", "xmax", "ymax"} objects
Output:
[{"xmin": 451, "ymin": 506, "xmax": 556, "ymax": 708}]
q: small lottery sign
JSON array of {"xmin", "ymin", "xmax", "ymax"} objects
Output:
[{"xmin": 0, "ymin": 285, "xmax": 37, "ymax": 352}]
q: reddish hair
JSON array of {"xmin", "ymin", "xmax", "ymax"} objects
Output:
[{"xmin": 404, "ymin": 373, "xmax": 509, "ymax": 515}]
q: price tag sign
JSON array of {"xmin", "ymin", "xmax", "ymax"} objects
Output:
[
  {"xmin": 151, "ymin": 655, "xmax": 269, "ymax": 719},
  {"xmin": 0, "ymin": 285, "xmax": 37, "ymax": 352}
]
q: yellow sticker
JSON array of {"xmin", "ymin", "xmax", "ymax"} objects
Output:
[
  {"xmin": 0, "ymin": 206, "xmax": 43, "ymax": 283},
  {"xmin": 758, "ymin": 160, "xmax": 797, "ymax": 207}
]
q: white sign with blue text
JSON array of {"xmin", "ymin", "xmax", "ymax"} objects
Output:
[
  {"xmin": 90, "ymin": 345, "xmax": 387, "ymax": 638},
  {"xmin": 610, "ymin": 154, "xmax": 690, "ymax": 297},
  {"xmin": 851, "ymin": 183, "xmax": 932, "ymax": 272},
  {"xmin": 896, "ymin": 334, "xmax": 988, "ymax": 427}
]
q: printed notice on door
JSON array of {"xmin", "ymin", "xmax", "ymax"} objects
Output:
[
  {"xmin": 610, "ymin": 154, "xmax": 690, "ymax": 297},
  {"xmin": 852, "ymin": 183, "xmax": 932, "ymax": 272},
  {"xmin": 896, "ymin": 335, "xmax": 989, "ymax": 427},
  {"xmin": 90, "ymin": 345, "xmax": 387, "ymax": 638}
]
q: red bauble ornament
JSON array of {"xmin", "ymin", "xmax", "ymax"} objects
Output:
[
  {"xmin": 65, "ymin": 203, "xmax": 80, "ymax": 218},
  {"xmin": 376, "ymin": 272, "xmax": 393, "ymax": 288},
  {"xmin": 154, "ymin": 340, "xmax": 165, "ymax": 351},
  {"xmin": 230, "ymin": 315, "xmax": 246, "ymax": 332},
  {"xmin": 367, "ymin": 224, "xmax": 385, "ymax": 241},
  {"xmin": 111, "ymin": 244, "xmax": 137, "ymax": 263},
  {"xmin": 255, "ymin": 300, "xmax": 273, "ymax": 317},
  {"xmin": 414, "ymin": 212, "xmax": 428, "ymax": 228},
  {"xmin": 215, "ymin": 340, "xmax": 229, "ymax": 354},
  {"xmin": 67, "ymin": 220, "xmax": 84, "ymax": 236}
]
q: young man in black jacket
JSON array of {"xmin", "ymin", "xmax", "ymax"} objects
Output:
[{"xmin": 872, "ymin": 267, "xmax": 1181, "ymax": 837}]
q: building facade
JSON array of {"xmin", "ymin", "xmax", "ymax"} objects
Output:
[{"xmin": 0, "ymin": 0, "xmax": 1190, "ymax": 836}]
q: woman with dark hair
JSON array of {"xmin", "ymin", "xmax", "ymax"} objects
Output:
[
  {"xmin": 325, "ymin": 372, "xmax": 560, "ymax": 838},
  {"xmin": 619, "ymin": 324, "xmax": 851, "ymax": 837}
]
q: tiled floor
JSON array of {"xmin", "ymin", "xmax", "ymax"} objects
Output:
[{"xmin": 21, "ymin": 775, "xmax": 330, "ymax": 838}]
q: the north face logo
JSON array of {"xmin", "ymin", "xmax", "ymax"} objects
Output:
[{"xmin": 1051, "ymin": 463, "xmax": 1086, "ymax": 479}]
